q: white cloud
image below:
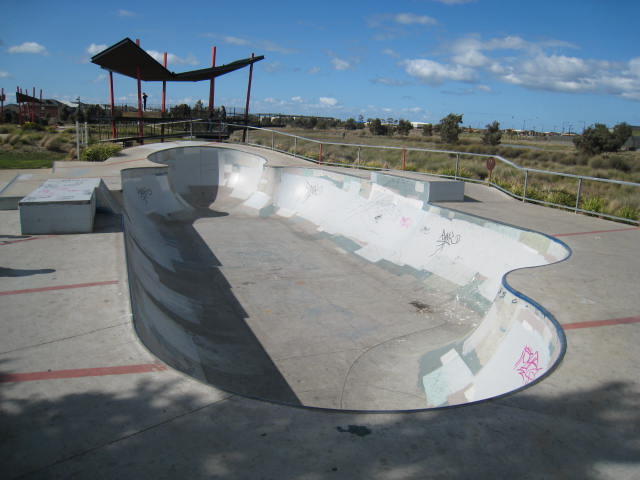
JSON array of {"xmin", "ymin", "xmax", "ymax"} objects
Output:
[
  {"xmin": 8, "ymin": 42, "xmax": 47, "ymax": 55},
  {"xmin": 382, "ymin": 48, "xmax": 400, "ymax": 58},
  {"xmin": 432, "ymin": 0, "xmax": 476, "ymax": 4},
  {"xmin": 213, "ymin": 35, "xmax": 297, "ymax": 54},
  {"xmin": 308, "ymin": 66, "xmax": 321, "ymax": 74},
  {"xmin": 394, "ymin": 13, "xmax": 437, "ymax": 26},
  {"xmin": 222, "ymin": 36, "xmax": 251, "ymax": 46},
  {"xmin": 117, "ymin": 9, "xmax": 136, "ymax": 17},
  {"xmin": 291, "ymin": 96, "xmax": 304, "ymax": 103},
  {"xmin": 87, "ymin": 43, "xmax": 108, "ymax": 56},
  {"xmin": 319, "ymin": 97, "xmax": 338, "ymax": 107},
  {"xmin": 146, "ymin": 50, "xmax": 198, "ymax": 66},
  {"xmin": 404, "ymin": 59, "xmax": 475, "ymax": 85},
  {"xmin": 332, "ymin": 58, "xmax": 351, "ymax": 70},
  {"xmin": 93, "ymin": 73, "xmax": 107, "ymax": 83},
  {"xmin": 0, "ymin": 70, "xmax": 9, "ymax": 78},
  {"xmin": 628, "ymin": 57, "xmax": 640, "ymax": 77}
]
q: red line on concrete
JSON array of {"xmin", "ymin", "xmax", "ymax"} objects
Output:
[
  {"xmin": 552, "ymin": 227, "xmax": 639, "ymax": 237},
  {"xmin": 563, "ymin": 316, "xmax": 640, "ymax": 330},
  {"xmin": 0, "ymin": 280, "xmax": 119, "ymax": 296},
  {"xmin": 0, "ymin": 363, "xmax": 168, "ymax": 383},
  {"xmin": 0, "ymin": 235, "xmax": 58, "ymax": 245}
]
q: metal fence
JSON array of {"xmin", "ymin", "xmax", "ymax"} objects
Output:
[{"xmin": 224, "ymin": 124, "xmax": 640, "ymax": 226}]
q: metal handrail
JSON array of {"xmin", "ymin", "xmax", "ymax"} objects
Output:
[{"xmin": 224, "ymin": 123, "xmax": 640, "ymax": 225}]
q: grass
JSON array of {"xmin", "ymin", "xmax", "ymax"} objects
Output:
[{"xmin": 0, "ymin": 151, "xmax": 65, "ymax": 169}]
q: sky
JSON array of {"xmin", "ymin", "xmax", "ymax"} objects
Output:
[{"xmin": 1, "ymin": 0, "xmax": 639, "ymax": 132}]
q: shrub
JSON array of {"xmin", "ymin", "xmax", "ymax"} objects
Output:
[
  {"xmin": 545, "ymin": 189, "xmax": 577, "ymax": 207},
  {"xmin": 80, "ymin": 143, "xmax": 122, "ymax": 162},
  {"xmin": 21, "ymin": 121, "xmax": 44, "ymax": 131},
  {"xmin": 581, "ymin": 196, "xmax": 606, "ymax": 213},
  {"xmin": 615, "ymin": 205, "xmax": 639, "ymax": 221}
]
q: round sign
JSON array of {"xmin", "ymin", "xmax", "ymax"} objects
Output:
[{"xmin": 486, "ymin": 157, "xmax": 497, "ymax": 172}]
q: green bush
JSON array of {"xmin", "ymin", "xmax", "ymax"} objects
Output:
[
  {"xmin": 615, "ymin": 205, "xmax": 639, "ymax": 221},
  {"xmin": 21, "ymin": 121, "xmax": 44, "ymax": 131},
  {"xmin": 80, "ymin": 143, "xmax": 122, "ymax": 162},
  {"xmin": 581, "ymin": 196, "xmax": 606, "ymax": 214},
  {"xmin": 545, "ymin": 189, "xmax": 577, "ymax": 207}
]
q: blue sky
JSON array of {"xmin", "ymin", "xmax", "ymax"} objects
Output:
[{"xmin": 2, "ymin": 0, "xmax": 639, "ymax": 131}]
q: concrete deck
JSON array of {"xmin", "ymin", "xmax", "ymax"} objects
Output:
[{"xmin": 1, "ymin": 142, "xmax": 639, "ymax": 479}]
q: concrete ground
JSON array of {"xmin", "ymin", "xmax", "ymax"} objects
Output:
[{"xmin": 1, "ymin": 142, "xmax": 639, "ymax": 479}]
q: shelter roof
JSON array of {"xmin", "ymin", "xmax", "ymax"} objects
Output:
[{"xmin": 90, "ymin": 38, "xmax": 263, "ymax": 82}]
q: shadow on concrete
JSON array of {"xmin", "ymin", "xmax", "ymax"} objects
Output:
[
  {"xmin": 126, "ymin": 204, "xmax": 300, "ymax": 406},
  {"xmin": 1, "ymin": 378, "xmax": 638, "ymax": 478},
  {"xmin": 0, "ymin": 267, "xmax": 55, "ymax": 277}
]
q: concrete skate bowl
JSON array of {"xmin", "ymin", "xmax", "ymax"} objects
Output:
[{"xmin": 121, "ymin": 145, "xmax": 570, "ymax": 411}]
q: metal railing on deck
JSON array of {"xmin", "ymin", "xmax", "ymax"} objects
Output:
[{"xmin": 224, "ymin": 124, "xmax": 640, "ymax": 225}]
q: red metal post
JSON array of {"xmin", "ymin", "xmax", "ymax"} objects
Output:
[
  {"xmin": 31, "ymin": 87, "xmax": 35, "ymax": 122},
  {"xmin": 402, "ymin": 148, "xmax": 407, "ymax": 170},
  {"xmin": 208, "ymin": 46, "xmax": 216, "ymax": 112},
  {"xmin": 136, "ymin": 39, "xmax": 144, "ymax": 144},
  {"xmin": 17, "ymin": 87, "xmax": 22, "ymax": 124},
  {"xmin": 109, "ymin": 71, "xmax": 117, "ymax": 138},
  {"xmin": 242, "ymin": 53, "xmax": 255, "ymax": 143},
  {"xmin": 161, "ymin": 52, "xmax": 167, "ymax": 113},
  {"xmin": 39, "ymin": 89, "xmax": 42, "ymax": 123},
  {"xmin": 161, "ymin": 52, "xmax": 167, "ymax": 142}
]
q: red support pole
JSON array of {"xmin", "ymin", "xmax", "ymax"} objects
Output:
[
  {"xmin": 161, "ymin": 52, "xmax": 167, "ymax": 113},
  {"xmin": 136, "ymin": 39, "xmax": 144, "ymax": 144},
  {"xmin": 161, "ymin": 52, "xmax": 167, "ymax": 142},
  {"xmin": 402, "ymin": 148, "xmax": 407, "ymax": 170},
  {"xmin": 208, "ymin": 46, "xmax": 216, "ymax": 112},
  {"xmin": 17, "ymin": 87, "xmax": 22, "ymax": 124},
  {"xmin": 39, "ymin": 89, "xmax": 42, "ymax": 123},
  {"xmin": 109, "ymin": 71, "xmax": 117, "ymax": 138},
  {"xmin": 242, "ymin": 53, "xmax": 255, "ymax": 143},
  {"xmin": 31, "ymin": 87, "xmax": 35, "ymax": 122}
]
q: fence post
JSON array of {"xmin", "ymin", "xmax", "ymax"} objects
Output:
[
  {"xmin": 294, "ymin": 137, "xmax": 297, "ymax": 157},
  {"xmin": 357, "ymin": 146, "xmax": 361, "ymax": 166},
  {"xmin": 271, "ymin": 131, "xmax": 275, "ymax": 150},
  {"xmin": 402, "ymin": 148, "xmax": 407, "ymax": 170},
  {"xmin": 522, "ymin": 170, "xmax": 528, "ymax": 202},
  {"xmin": 319, "ymin": 143, "xmax": 323, "ymax": 163},
  {"xmin": 575, "ymin": 178, "xmax": 583, "ymax": 212},
  {"xmin": 75, "ymin": 120, "xmax": 81, "ymax": 160},
  {"xmin": 455, "ymin": 154, "xmax": 460, "ymax": 179}
]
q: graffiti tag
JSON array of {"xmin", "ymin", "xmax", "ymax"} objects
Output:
[
  {"xmin": 514, "ymin": 346, "xmax": 542, "ymax": 384},
  {"xmin": 137, "ymin": 186, "xmax": 152, "ymax": 205},
  {"xmin": 430, "ymin": 229, "xmax": 461, "ymax": 256}
]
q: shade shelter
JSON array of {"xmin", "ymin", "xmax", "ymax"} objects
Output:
[{"xmin": 91, "ymin": 37, "xmax": 264, "ymax": 141}]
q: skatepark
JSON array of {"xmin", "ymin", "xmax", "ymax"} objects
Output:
[{"xmin": 1, "ymin": 141, "xmax": 639, "ymax": 478}]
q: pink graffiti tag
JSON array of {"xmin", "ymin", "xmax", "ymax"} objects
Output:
[
  {"xmin": 400, "ymin": 216, "xmax": 412, "ymax": 228},
  {"xmin": 514, "ymin": 346, "xmax": 542, "ymax": 384}
]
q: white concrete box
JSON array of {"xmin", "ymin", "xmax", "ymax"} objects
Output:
[{"xmin": 19, "ymin": 178, "xmax": 101, "ymax": 234}]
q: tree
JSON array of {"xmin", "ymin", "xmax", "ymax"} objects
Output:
[
  {"xmin": 344, "ymin": 118, "xmax": 357, "ymax": 130},
  {"xmin": 397, "ymin": 119, "xmax": 413, "ymax": 136},
  {"xmin": 369, "ymin": 118, "xmax": 386, "ymax": 136},
  {"xmin": 574, "ymin": 122, "xmax": 632, "ymax": 156},
  {"xmin": 422, "ymin": 123, "xmax": 433, "ymax": 136},
  {"xmin": 170, "ymin": 104, "xmax": 191, "ymax": 118},
  {"xmin": 439, "ymin": 113, "xmax": 463, "ymax": 144},
  {"xmin": 482, "ymin": 121, "xmax": 502, "ymax": 145},
  {"xmin": 613, "ymin": 122, "xmax": 632, "ymax": 148}
]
